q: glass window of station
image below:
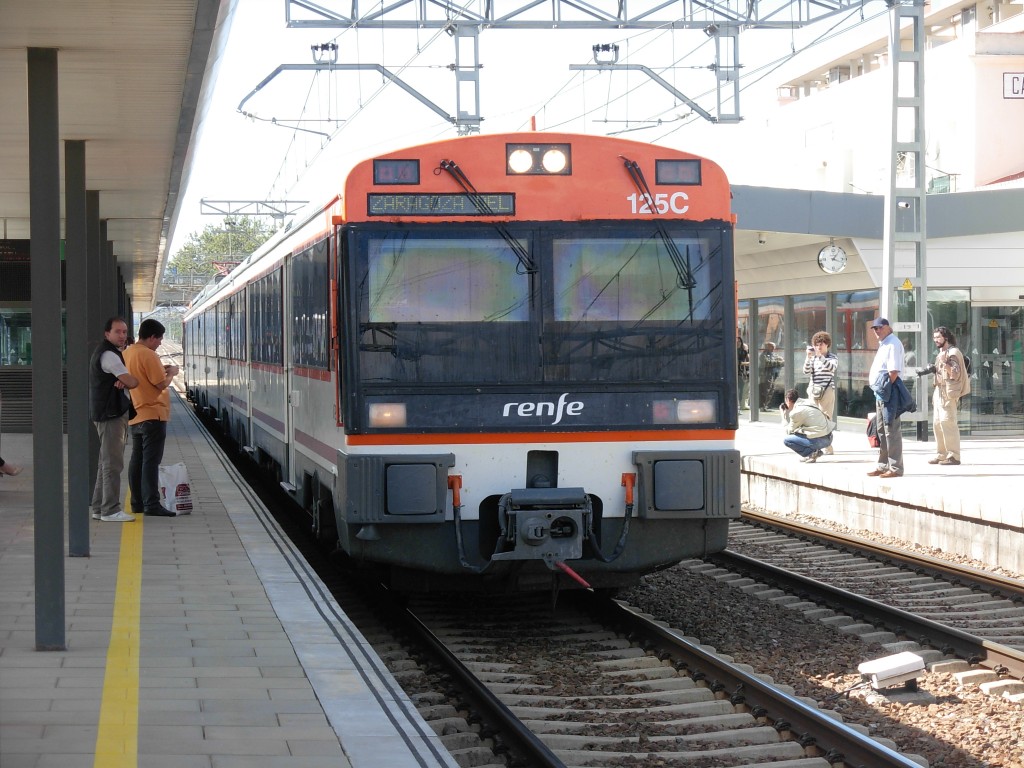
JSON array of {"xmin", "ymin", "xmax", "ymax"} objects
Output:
[{"xmin": 738, "ymin": 290, "xmax": 1024, "ymax": 436}]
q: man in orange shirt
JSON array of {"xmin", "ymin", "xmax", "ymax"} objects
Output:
[{"xmin": 124, "ymin": 319, "xmax": 179, "ymax": 516}]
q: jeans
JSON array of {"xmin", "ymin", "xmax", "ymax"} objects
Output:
[
  {"xmin": 129, "ymin": 419, "xmax": 168, "ymax": 513},
  {"xmin": 783, "ymin": 432, "xmax": 833, "ymax": 458},
  {"xmin": 90, "ymin": 414, "xmax": 129, "ymax": 516}
]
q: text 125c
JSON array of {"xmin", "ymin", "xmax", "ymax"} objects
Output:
[{"xmin": 626, "ymin": 192, "xmax": 690, "ymax": 215}]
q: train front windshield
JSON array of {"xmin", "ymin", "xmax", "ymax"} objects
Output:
[{"xmin": 344, "ymin": 222, "xmax": 731, "ymax": 429}]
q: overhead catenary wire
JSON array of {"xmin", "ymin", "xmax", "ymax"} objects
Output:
[
  {"xmin": 260, "ymin": 0, "xmax": 889, "ymax": 205},
  {"xmin": 522, "ymin": 3, "xmax": 886, "ymax": 141},
  {"xmin": 534, "ymin": 31, "xmax": 718, "ymax": 133},
  {"xmin": 649, "ymin": 4, "xmax": 888, "ymax": 142},
  {"xmin": 263, "ymin": 0, "xmax": 482, "ymax": 202}
]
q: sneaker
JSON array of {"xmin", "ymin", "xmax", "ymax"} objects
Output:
[
  {"xmin": 100, "ymin": 511, "xmax": 136, "ymax": 522},
  {"xmin": 822, "ymin": 446, "xmax": 834, "ymax": 455},
  {"xmin": 939, "ymin": 457, "xmax": 960, "ymax": 465},
  {"xmin": 91, "ymin": 511, "xmax": 102, "ymax": 520},
  {"xmin": 927, "ymin": 456, "xmax": 943, "ymax": 464}
]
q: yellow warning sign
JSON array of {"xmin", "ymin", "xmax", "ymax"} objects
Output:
[{"xmin": 898, "ymin": 278, "xmax": 914, "ymax": 290}]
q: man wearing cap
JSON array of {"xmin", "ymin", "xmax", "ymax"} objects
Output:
[{"xmin": 867, "ymin": 317, "xmax": 907, "ymax": 478}]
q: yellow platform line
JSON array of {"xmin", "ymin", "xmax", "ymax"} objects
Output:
[{"xmin": 93, "ymin": 493, "xmax": 143, "ymax": 768}]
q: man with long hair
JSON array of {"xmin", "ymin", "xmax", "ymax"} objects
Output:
[{"xmin": 921, "ymin": 326, "xmax": 970, "ymax": 466}]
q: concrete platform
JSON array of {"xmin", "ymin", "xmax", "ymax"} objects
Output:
[
  {"xmin": 0, "ymin": 394, "xmax": 458, "ymax": 768},
  {"xmin": 737, "ymin": 412, "xmax": 1024, "ymax": 574}
]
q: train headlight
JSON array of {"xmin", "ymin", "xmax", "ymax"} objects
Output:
[
  {"xmin": 541, "ymin": 148, "xmax": 568, "ymax": 173},
  {"xmin": 508, "ymin": 149, "xmax": 534, "ymax": 174},
  {"xmin": 369, "ymin": 402, "xmax": 407, "ymax": 428},
  {"xmin": 506, "ymin": 143, "xmax": 572, "ymax": 175},
  {"xmin": 652, "ymin": 398, "xmax": 716, "ymax": 424}
]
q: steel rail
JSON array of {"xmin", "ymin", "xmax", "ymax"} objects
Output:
[
  {"xmin": 572, "ymin": 590, "xmax": 929, "ymax": 768},
  {"xmin": 740, "ymin": 509, "xmax": 1024, "ymax": 602},
  {"xmin": 386, "ymin": 581, "xmax": 934, "ymax": 768},
  {"xmin": 709, "ymin": 548, "xmax": 1024, "ymax": 681},
  {"xmin": 380, "ymin": 591, "xmax": 565, "ymax": 768}
]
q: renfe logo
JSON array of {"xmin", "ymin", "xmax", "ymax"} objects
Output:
[{"xmin": 502, "ymin": 393, "xmax": 584, "ymax": 426}]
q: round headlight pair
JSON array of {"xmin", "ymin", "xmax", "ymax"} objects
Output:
[{"xmin": 508, "ymin": 148, "xmax": 568, "ymax": 174}]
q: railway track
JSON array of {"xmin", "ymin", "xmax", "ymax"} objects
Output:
[
  {"xmin": 399, "ymin": 590, "xmax": 931, "ymax": 767},
  {"xmin": 724, "ymin": 512, "xmax": 1024, "ymax": 681},
  {"xmin": 264, "ymin": 488, "xmax": 933, "ymax": 767}
]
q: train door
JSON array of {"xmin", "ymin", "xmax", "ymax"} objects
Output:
[
  {"xmin": 249, "ymin": 269, "xmax": 287, "ymax": 479},
  {"xmin": 204, "ymin": 308, "xmax": 217, "ymax": 414},
  {"xmin": 234, "ymin": 287, "xmax": 252, "ymax": 451},
  {"xmin": 215, "ymin": 300, "xmax": 226, "ymax": 431},
  {"xmin": 182, "ymin": 319, "xmax": 192, "ymax": 399},
  {"xmin": 282, "ymin": 255, "xmax": 296, "ymax": 488}
]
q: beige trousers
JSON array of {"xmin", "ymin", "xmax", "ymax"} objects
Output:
[{"xmin": 932, "ymin": 388, "xmax": 961, "ymax": 460}]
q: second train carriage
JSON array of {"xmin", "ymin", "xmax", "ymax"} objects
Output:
[{"xmin": 184, "ymin": 132, "xmax": 742, "ymax": 592}]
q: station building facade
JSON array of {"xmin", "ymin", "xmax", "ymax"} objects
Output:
[{"xmin": 719, "ymin": 0, "xmax": 1024, "ymax": 435}]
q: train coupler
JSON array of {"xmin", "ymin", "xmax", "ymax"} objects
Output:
[{"xmin": 490, "ymin": 487, "xmax": 590, "ymax": 567}]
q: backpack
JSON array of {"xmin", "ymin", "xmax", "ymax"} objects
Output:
[{"xmin": 962, "ymin": 354, "xmax": 973, "ymax": 376}]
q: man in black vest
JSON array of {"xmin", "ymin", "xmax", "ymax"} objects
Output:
[{"xmin": 89, "ymin": 317, "xmax": 139, "ymax": 522}]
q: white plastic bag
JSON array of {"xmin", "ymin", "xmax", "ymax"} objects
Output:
[{"xmin": 158, "ymin": 462, "xmax": 193, "ymax": 515}]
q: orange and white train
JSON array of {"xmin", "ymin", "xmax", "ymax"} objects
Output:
[{"xmin": 183, "ymin": 132, "xmax": 741, "ymax": 592}]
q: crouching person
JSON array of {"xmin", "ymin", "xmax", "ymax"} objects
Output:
[{"xmin": 780, "ymin": 388, "xmax": 834, "ymax": 463}]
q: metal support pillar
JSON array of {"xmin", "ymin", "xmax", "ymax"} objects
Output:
[
  {"xmin": 65, "ymin": 140, "xmax": 90, "ymax": 557},
  {"xmin": 86, "ymin": 191, "xmax": 102, "ymax": 491},
  {"xmin": 117, "ymin": 267, "xmax": 128, "ymax": 318},
  {"xmin": 783, "ymin": 296, "xmax": 795, "ymax": 395},
  {"xmin": 749, "ymin": 299, "xmax": 761, "ymax": 422},
  {"xmin": 711, "ymin": 26, "xmax": 742, "ymax": 123},
  {"xmin": 452, "ymin": 24, "xmax": 482, "ymax": 134},
  {"xmin": 99, "ymin": 222, "xmax": 113, "ymax": 314},
  {"xmin": 27, "ymin": 47, "xmax": 66, "ymax": 651},
  {"xmin": 106, "ymin": 243, "xmax": 117, "ymax": 317},
  {"xmin": 881, "ymin": 0, "xmax": 929, "ymax": 439}
]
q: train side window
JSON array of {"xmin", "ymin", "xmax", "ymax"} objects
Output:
[
  {"xmin": 292, "ymin": 239, "xmax": 330, "ymax": 369},
  {"xmin": 250, "ymin": 270, "xmax": 283, "ymax": 366}
]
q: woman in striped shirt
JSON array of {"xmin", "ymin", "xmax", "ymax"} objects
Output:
[{"xmin": 803, "ymin": 331, "xmax": 839, "ymax": 453}]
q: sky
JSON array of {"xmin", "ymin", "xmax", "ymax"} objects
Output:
[{"xmin": 168, "ymin": 0, "xmax": 886, "ymax": 259}]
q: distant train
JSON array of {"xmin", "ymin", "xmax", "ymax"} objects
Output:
[{"xmin": 183, "ymin": 132, "xmax": 741, "ymax": 592}]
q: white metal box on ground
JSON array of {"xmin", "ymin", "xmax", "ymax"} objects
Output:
[{"xmin": 858, "ymin": 652, "xmax": 926, "ymax": 690}]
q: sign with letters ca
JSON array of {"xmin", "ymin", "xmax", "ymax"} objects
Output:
[{"xmin": 1005, "ymin": 73, "xmax": 1024, "ymax": 99}]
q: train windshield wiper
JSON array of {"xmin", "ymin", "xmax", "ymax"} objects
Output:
[
  {"xmin": 620, "ymin": 156, "xmax": 697, "ymax": 291},
  {"xmin": 439, "ymin": 159, "xmax": 537, "ymax": 275}
]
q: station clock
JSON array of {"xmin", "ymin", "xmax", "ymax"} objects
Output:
[{"xmin": 817, "ymin": 242, "xmax": 848, "ymax": 274}]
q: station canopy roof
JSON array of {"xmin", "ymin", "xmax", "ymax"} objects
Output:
[{"xmin": 0, "ymin": 0, "xmax": 232, "ymax": 311}]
